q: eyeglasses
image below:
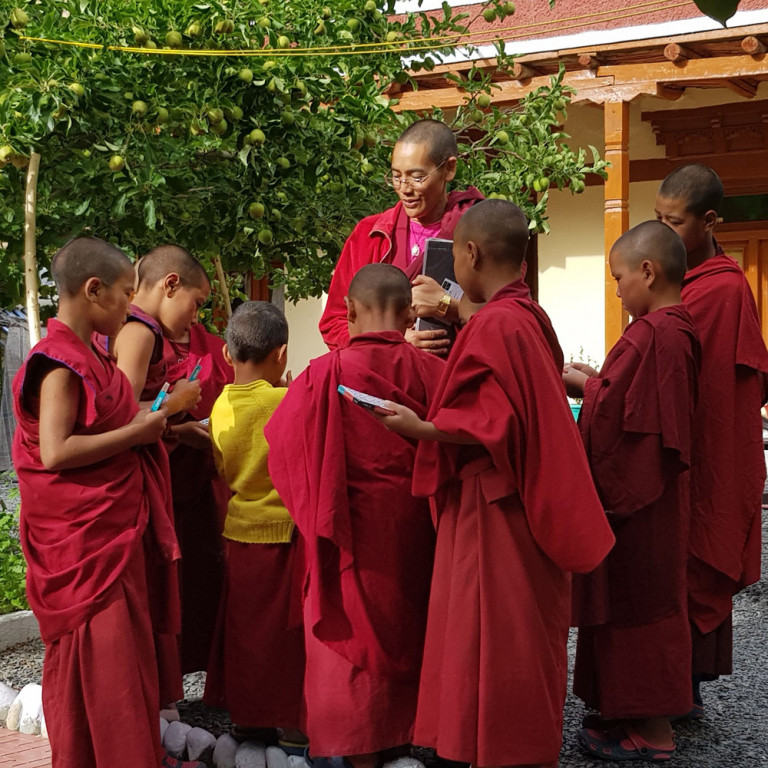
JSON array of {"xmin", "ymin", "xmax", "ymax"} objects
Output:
[{"xmin": 385, "ymin": 158, "xmax": 448, "ymax": 189}]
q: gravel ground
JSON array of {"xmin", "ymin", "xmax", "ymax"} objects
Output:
[{"xmin": 1, "ymin": 491, "xmax": 766, "ymax": 765}]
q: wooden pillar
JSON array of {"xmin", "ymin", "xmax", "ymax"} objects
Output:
[{"xmin": 603, "ymin": 99, "xmax": 630, "ymax": 354}]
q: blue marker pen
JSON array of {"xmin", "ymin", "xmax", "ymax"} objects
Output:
[
  {"xmin": 189, "ymin": 362, "xmax": 202, "ymax": 382},
  {"xmin": 150, "ymin": 382, "xmax": 170, "ymax": 412}
]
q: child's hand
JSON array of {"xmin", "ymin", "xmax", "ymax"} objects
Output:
[
  {"xmin": 167, "ymin": 378, "xmax": 202, "ymax": 414},
  {"xmin": 372, "ymin": 401, "xmax": 424, "ymax": 438},
  {"xmin": 567, "ymin": 361, "xmax": 598, "ymax": 378},
  {"xmin": 405, "ymin": 327, "xmax": 451, "ymax": 357},
  {"xmin": 562, "ymin": 365, "xmax": 589, "ymax": 398},
  {"xmin": 171, "ymin": 419, "xmax": 211, "ymax": 449},
  {"xmin": 130, "ymin": 407, "xmax": 168, "ymax": 444},
  {"xmin": 279, "ymin": 370, "xmax": 293, "ymax": 388}
]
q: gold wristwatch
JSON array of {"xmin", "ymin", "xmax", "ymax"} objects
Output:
[{"xmin": 435, "ymin": 293, "xmax": 452, "ymax": 317}]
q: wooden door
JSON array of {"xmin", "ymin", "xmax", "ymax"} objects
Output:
[{"xmin": 715, "ymin": 224, "xmax": 768, "ymax": 342}]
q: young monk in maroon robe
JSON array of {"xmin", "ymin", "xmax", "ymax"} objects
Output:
[
  {"xmin": 376, "ymin": 200, "xmax": 615, "ymax": 768},
  {"xmin": 655, "ymin": 165, "xmax": 768, "ymax": 716},
  {"xmin": 107, "ymin": 245, "xmax": 209, "ymax": 713},
  {"xmin": 12, "ymin": 236, "xmax": 202, "ymax": 768},
  {"xmin": 266, "ymin": 264, "xmax": 445, "ymax": 768},
  {"xmin": 162, "ymin": 319, "xmax": 232, "ymax": 675},
  {"xmin": 563, "ymin": 221, "xmax": 701, "ymax": 762}
]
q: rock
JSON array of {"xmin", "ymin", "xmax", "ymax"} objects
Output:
[
  {"xmin": 236, "ymin": 740, "xmax": 266, "ymax": 768},
  {"xmin": 40, "ymin": 710, "xmax": 47, "ymax": 739},
  {"xmin": 160, "ymin": 716, "xmax": 170, "ymax": 742},
  {"xmin": 6, "ymin": 683, "xmax": 43, "ymax": 735},
  {"xmin": 382, "ymin": 760, "xmax": 426, "ymax": 768},
  {"xmin": 0, "ymin": 681, "xmax": 18, "ymax": 723},
  {"xmin": 266, "ymin": 745, "xmax": 290, "ymax": 768},
  {"xmin": 163, "ymin": 720, "xmax": 192, "ymax": 758},
  {"xmin": 288, "ymin": 757, "xmax": 308, "ymax": 768},
  {"xmin": 160, "ymin": 706, "xmax": 181, "ymax": 722},
  {"xmin": 187, "ymin": 726, "xmax": 217, "ymax": 760},
  {"xmin": 213, "ymin": 733, "xmax": 240, "ymax": 768}
]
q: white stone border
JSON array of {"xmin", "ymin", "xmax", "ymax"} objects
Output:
[{"xmin": 0, "ymin": 611, "xmax": 40, "ymax": 652}]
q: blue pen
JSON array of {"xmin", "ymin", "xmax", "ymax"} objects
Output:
[
  {"xmin": 189, "ymin": 362, "xmax": 202, "ymax": 382},
  {"xmin": 150, "ymin": 382, "xmax": 170, "ymax": 412}
]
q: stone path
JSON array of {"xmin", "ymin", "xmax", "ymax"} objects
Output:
[{"xmin": 0, "ymin": 728, "xmax": 50, "ymax": 767}]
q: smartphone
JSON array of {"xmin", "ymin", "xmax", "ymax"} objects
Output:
[
  {"xmin": 188, "ymin": 362, "xmax": 202, "ymax": 382},
  {"xmin": 337, "ymin": 385, "xmax": 395, "ymax": 416},
  {"xmin": 150, "ymin": 382, "xmax": 170, "ymax": 412}
]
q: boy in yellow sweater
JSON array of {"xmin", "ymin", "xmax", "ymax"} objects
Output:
[{"xmin": 203, "ymin": 301, "xmax": 306, "ymax": 748}]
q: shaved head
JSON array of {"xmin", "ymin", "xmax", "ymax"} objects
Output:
[
  {"xmin": 612, "ymin": 220, "xmax": 687, "ymax": 284},
  {"xmin": 348, "ymin": 263, "xmax": 412, "ymax": 315},
  {"xmin": 396, "ymin": 119, "xmax": 458, "ymax": 166},
  {"xmin": 454, "ymin": 200, "xmax": 530, "ymax": 267},
  {"xmin": 658, "ymin": 164, "xmax": 723, "ymax": 217},
  {"xmin": 51, "ymin": 236, "xmax": 133, "ymax": 297},
  {"xmin": 136, "ymin": 244, "xmax": 209, "ymax": 289}
]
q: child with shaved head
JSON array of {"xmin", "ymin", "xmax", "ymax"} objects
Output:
[
  {"xmin": 378, "ymin": 200, "xmax": 615, "ymax": 768},
  {"xmin": 563, "ymin": 221, "xmax": 701, "ymax": 761},
  {"xmin": 11, "ymin": 236, "xmax": 200, "ymax": 768},
  {"xmin": 105, "ymin": 244, "xmax": 220, "ymax": 714},
  {"xmin": 266, "ymin": 263, "xmax": 445, "ymax": 768},
  {"xmin": 655, "ymin": 164, "xmax": 768, "ymax": 717}
]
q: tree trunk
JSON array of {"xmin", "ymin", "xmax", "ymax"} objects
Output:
[{"xmin": 24, "ymin": 152, "xmax": 41, "ymax": 347}]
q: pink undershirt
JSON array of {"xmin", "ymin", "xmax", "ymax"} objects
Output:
[{"xmin": 407, "ymin": 219, "xmax": 443, "ymax": 265}]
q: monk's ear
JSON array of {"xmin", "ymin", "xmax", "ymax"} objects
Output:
[
  {"xmin": 444, "ymin": 155, "xmax": 458, "ymax": 183},
  {"xmin": 222, "ymin": 344, "xmax": 234, "ymax": 369},
  {"xmin": 467, "ymin": 240, "xmax": 481, "ymax": 270},
  {"xmin": 404, "ymin": 304, "xmax": 417, "ymax": 330},
  {"xmin": 641, "ymin": 259, "xmax": 656, "ymax": 287},
  {"xmin": 163, "ymin": 272, "xmax": 181, "ymax": 297},
  {"xmin": 84, "ymin": 276, "xmax": 103, "ymax": 302},
  {"xmin": 702, "ymin": 209, "xmax": 718, "ymax": 233},
  {"xmin": 345, "ymin": 295, "xmax": 357, "ymax": 323}
]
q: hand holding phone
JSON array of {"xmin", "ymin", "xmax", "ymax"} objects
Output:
[{"xmin": 338, "ymin": 385, "xmax": 396, "ymax": 416}]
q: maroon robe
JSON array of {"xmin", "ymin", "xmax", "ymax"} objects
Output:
[
  {"xmin": 108, "ymin": 304, "xmax": 186, "ymax": 702},
  {"xmin": 12, "ymin": 319, "xmax": 178, "ymax": 768},
  {"xmin": 266, "ymin": 331, "xmax": 445, "ymax": 755},
  {"xmin": 162, "ymin": 324, "xmax": 233, "ymax": 673},
  {"xmin": 203, "ymin": 536, "xmax": 306, "ymax": 731},
  {"xmin": 682, "ymin": 250, "xmax": 768, "ymax": 674},
  {"xmin": 411, "ymin": 281, "xmax": 615, "ymax": 767},
  {"xmin": 572, "ymin": 305, "xmax": 700, "ymax": 719}
]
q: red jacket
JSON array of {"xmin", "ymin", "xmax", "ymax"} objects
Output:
[{"xmin": 319, "ymin": 187, "xmax": 485, "ymax": 349}]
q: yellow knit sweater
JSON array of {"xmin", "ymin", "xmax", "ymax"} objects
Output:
[{"xmin": 210, "ymin": 379, "xmax": 293, "ymax": 544}]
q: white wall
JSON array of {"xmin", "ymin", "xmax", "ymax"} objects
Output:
[{"xmin": 284, "ymin": 295, "xmax": 326, "ymax": 376}]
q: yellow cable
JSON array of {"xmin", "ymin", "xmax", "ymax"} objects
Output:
[{"xmin": 13, "ymin": 0, "xmax": 691, "ymax": 59}]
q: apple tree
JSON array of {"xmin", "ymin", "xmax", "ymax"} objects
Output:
[{"xmin": 0, "ymin": 0, "xmax": 606, "ymax": 308}]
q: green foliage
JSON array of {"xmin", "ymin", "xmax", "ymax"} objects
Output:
[
  {"xmin": 0, "ymin": 0, "xmax": 607, "ymax": 302},
  {"xmin": 694, "ymin": 0, "xmax": 740, "ymax": 26},
  {"xmin": 0, "ymin": 478, "xmax": 28, "ymax": 614}
]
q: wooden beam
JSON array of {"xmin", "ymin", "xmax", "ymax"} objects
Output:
[
  {"xmin": 578, "ymin": 53, "xmax": 601, "ymax": 70},
  {"xmin": 663, "ymin": 43, "xmax": 702, "ymax": 62},
  {"xmin": 512, "ymin": 62, "xmax": 538, "ymax": 80},
  {"xmin": 741, "ymin": 35, "xmax": 766, "ymax": 55},
  {"xmin": 629, "ymin": 152, "xmax": 768, "ymax": 191},
  {"xmin": 724, "ymin": 78, "xmax": 758, "ymax": 98},
  {"xmin": 603, "ymin": 100, "xmax": 630, "ymax": 355},
  {"xmin": 398, "ymin": 52, "xmax": 768, "ymax": 112}
]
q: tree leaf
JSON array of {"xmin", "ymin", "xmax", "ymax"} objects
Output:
[
  {"xmin": 144, "ymin": 198, "xmax": 156, "ymax": 230},
  {"xmin": 694, "ymin": 0, "xmax": 741, "ymax": 25}
]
